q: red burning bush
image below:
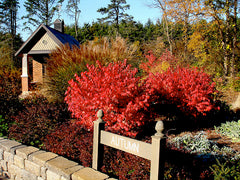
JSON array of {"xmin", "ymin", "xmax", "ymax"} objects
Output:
[
  {"xmin": 65, "ymin": 52, "xmax": 219, "ymax": 137},
  {"xmin": 65, "ymin": 60, "xmax": 153, "ymax": 137},
  {"xmin": 145, "ymin": 66, "xmax": 218, "ymax": 117}
]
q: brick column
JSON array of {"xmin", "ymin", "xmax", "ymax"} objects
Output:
[
  {"xmin": 21, "ymin": 54, "xmax": 29, "ymax": 93},
  {"xmin": 33, "ymin": 60, "xmax": 43, "ymax": 83}
]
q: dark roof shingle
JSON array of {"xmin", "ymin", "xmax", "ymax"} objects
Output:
[
  {"xmin": 46, "ymin": 25, "xmax": 80, "ymax": 47},
  {"xmin": 15, "ymin": 24, "xmax": 80, "ymax": 56}
]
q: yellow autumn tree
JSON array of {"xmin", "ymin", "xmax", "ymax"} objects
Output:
[
  {"xmin": 188, "ymin": 20, "xmax": 224, "ymax": 76},
  {"xmin": 154, "ymin": 0, "xmax": 206, "ymax": 61},
  {"xmin": 204, "ymin": 0, "xmax": 239, "ymax": 80}
]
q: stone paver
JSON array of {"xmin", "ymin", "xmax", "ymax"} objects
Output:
[
  {"xmin": 0, "ymin": 140, "xmax": 21, "ymax": 152},
  {"xmin": 61, "ymin": 165, "xmax": 84, "ymax": 180},
  {"xmin": 25, "ymin": 160, "xmax": 41, "ymax": 176},
  {"xmin": 16, "ymin": 146, "xmax": 39, "ymax": 159},
  {"xmin": 72, "ymin": 167, "xmax": 109, "ymax": 180},
  {"xmin": 46, "ymin": 157, "xmax": 78, "ymax": 174},
  {"xmin": 31, "ymin": 152, "xmax": 58, "ymax": 166}
]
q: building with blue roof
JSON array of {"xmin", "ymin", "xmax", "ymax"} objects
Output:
[{"xmin": 15, "ymin": 19, "xmax": 80, "ymax": 95}]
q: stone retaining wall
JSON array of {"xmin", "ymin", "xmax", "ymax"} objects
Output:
[{"xmin": 0, "ymin": 138, "xmax": 115, "ymax": 180}]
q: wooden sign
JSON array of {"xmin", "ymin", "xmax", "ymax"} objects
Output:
[
  {"xmin": 100, "ymin": 131, "xmax": 152, "ymax": 160},
  {"xmin": 92, "ymin": 110, "xmax": 164, "ymax": 180}
]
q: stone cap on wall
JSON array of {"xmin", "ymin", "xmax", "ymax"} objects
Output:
[{"xmin": 0, "ymin": 138, "xmax": 117, "ymax": 180}]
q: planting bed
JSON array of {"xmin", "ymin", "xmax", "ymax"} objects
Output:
[
  {"xmin": 167, "ymin": 128, "xmax": 240, "ymax": 160},
  {"xmin": 169, "ymin": 130, "xmax": 239, "ymax": 149},
  {"xmin": 162, "ymin": 118, "xmax": 240, "ymax": 179}
]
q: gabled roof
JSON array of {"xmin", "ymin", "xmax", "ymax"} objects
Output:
[{"xmin": 15, "ymin": 24, "xmax": 79, "ymax": 56}]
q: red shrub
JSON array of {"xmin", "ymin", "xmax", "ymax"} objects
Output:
[
  {"xmin": 8, "ymin": 96, "xmax": 69, "ymax": 147},
  {"xmin": 102, "ymin": 147, "xmax": 150, "ymax": 179},
  {"xmin": 145, "ymin": 66, "xmax": 218, "ymax": 117},
  {"xmin": 44, "ymin": 121, "xmax": 151, "ymax": 179},
  {"xmin": 139, "ymin": 51, "xmax": 219, "ymax": 117},
  {"xmin": 65, "ymin": 60, "xmax": 153, "ymax": 137},
  {"xmin": 49, "ymin": 52, "xmax": 219, "ymax": 179},
  {"xmin": 0, "ymin": 67, "xmax": 21, "ymax": 119},
  {"xmin": 140, "ymin": 49, "xmax": 178, "ymax": 74},
  {"xmin": 65, "ymin": 54, "xmax": 218, "ymax": 137},
  {"xmin": 44, "ymin": 121, "xmax": 93, "ymax": 167}
]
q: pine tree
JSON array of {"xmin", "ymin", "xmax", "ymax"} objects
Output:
[
  {"xmin": 22, "ymin": 0, "xmax": 64, "ymax": 32},
  {"xmin": 0, "ymin": 0, "xmax": 19, "ymax": 64},
  {"xmin": 97, "ymin": 0, "xmax": 133, "ymax": 32},
  {"xmin": 0, "ymin": 0, "xmax": 18, "ymax": 38}
]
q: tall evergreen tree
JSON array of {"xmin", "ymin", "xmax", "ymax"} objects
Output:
[
  {"xmin": 22, "ymin": 0, "xmax": 64, "ymax": 32},
  {"xmin": 0, "ymin": 0, "xmax": 18, "ymax": 33},
  {"xmin": 97, "ymin": 0, "xmax": 133, "ymax": 32},
  {"xmin": 0, "ymin": 0, "xmax": 19, "ymax": 64}
]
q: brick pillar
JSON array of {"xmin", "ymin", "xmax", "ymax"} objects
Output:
[
  {"xmin": 21, "ymin": 54, "xmax": 29, "ymax": 93},
  {"xmin": 33, "ymin": 60, "xmax": 43, "ymax": 83}
]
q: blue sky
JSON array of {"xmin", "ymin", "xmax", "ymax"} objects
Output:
[{"xmin": 18, "ymin": 0, "xmax": 161, "ymax": 41}]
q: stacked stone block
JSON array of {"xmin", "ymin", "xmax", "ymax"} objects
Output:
[{"xmin": 0, "ymin": 138, "xmax": 116, "ymax": 180}]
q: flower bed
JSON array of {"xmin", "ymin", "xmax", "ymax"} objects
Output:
[{"xmin": 165, "ymin": 120, "xmax": 240, "ymax": 179}]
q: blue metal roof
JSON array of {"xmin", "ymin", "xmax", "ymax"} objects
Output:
[
  {"xmin": 46, "ymin": 25, "xmax": 80, "ymax": 47},
  {"xmin": 15, "ymin": 23, "xmax": 80, "ymax": 56}
]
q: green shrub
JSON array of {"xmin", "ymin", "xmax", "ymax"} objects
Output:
[
  {"xmin": 210, "ymin": 159, "xmax": 240, "ymax": 180},
  {"xmin": 168, "ymin": 132, "xmax": 211, "ymax": 154},
  {"xmin": 215, "ymin": 120, "xmax": 240, "ymax": 143},
  {"xmin": 0, "ymin": 115, "xmax": 8, "ymax": 137}
]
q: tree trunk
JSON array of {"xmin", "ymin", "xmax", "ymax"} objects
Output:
[
  {"xmin": 10, "ymin": 0, "xmax": 17, "ymax": 64},
  {"xmin": 156, "ymin": 0, "xmax": 172, "ymax": 53},
  {"xmin": 164, "ymin": 17, "xmax": 172, "ymax": 53},
  {"xmin": 224, "ymin": 0, "xmax": 231, "ymax": 78},
  {"xmin": 231, "ymin": 0, "xmax": 237, "ymax": 79},
  {"xmin": 183, "ymin": 15, "xmax": 189, "ymax": 62},
  {"xmin": 46, "ymin": 0, "xmax": 49, "ymax": 25},
  {"xmin": 75, "ymin": 11, "xmax": 78, "ymax": 38}
]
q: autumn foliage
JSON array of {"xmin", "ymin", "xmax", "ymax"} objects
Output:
[
  {"xmin": 45, "ymin": 37, "xmax": 139, "ymax": 102},
  {"xmin": 44, "ymin": 122, "xmax": 93, "ymax": 167},
  {"xmin": 65, "ymin": 51, "xmax": 218, "ymax": 137},
  {"xmin": 65, "ymin": 60, "xmax": 152, "ymax": 137},
  {"xmin": 8, "ymin": 96, "xmax": 69, "ymax": 147},
  {"xmin": 145, "ymin": 67, "xmax": 218, "ymax": 117},
  {"xmin": 141, "ymin": 50, "xmax": 218, "ymax": 117},
  {"xmin": 0, "ymin": 67, "xmax": 21, "ymax": 120},
  {"xmin": 140, "ymin": 50, "xmax": 178, "ymax": 74}
]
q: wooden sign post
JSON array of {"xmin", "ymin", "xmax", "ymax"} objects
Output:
[{"xmin": 92, "ymin": 110, "xmax": 164, "ymax": 180}]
